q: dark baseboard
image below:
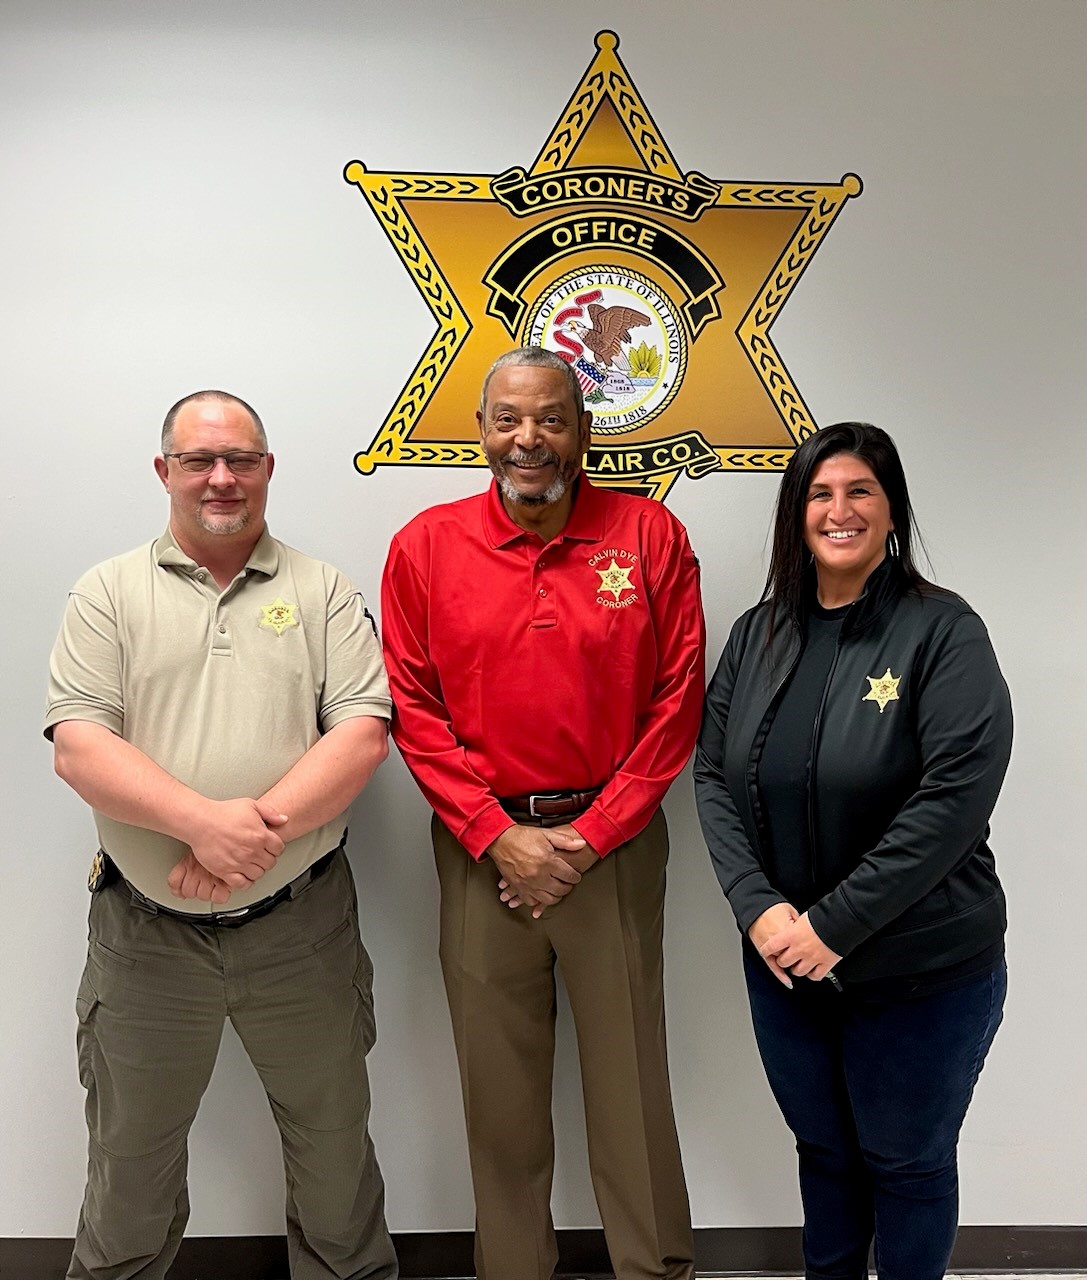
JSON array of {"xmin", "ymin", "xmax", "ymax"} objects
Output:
[{"xmin": 2, "ymin": 1224, "xmax": 1083, "ymax": 1278}]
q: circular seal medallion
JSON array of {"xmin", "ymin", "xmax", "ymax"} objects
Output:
[{"xmin": 523, "ymin": 267, "xmax": 686, "ymax": 436}]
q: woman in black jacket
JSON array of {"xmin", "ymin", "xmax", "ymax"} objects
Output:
[{"xmin": 694, "ymin": 423, "xmax": 1011, "ymax": 1280}]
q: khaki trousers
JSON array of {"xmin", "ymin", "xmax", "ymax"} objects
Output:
[
  {"xmin": 68, "ymin": 850, "xmax": 397, "ymax": 1280},
  {"xmin": 434, "ymin": 809, "xmax": 694, "ymax": 1280}
]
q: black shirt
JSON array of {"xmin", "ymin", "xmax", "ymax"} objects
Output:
[
  {"xmin": 757, "ymin": 600, "xmax": 848, "ymax": 911},
  {"xmin": 757, "ymin": 599, "xmax": 1001, "ymax": 998}
]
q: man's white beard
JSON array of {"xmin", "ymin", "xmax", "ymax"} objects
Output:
[{"xmin": 495, "ymin": 469, "xmax": 569, "ymax": 507}]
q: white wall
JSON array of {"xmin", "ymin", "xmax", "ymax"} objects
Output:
[{"xmin": 2, "ymin": 0, "xmax": 1084, "ymax": 1237}]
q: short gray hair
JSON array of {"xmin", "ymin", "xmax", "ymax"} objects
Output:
[
  {"xmin": 479, "ymin": 347, "xmax": 585, "ymax": 419},
  {"xmin": 161, "ymin": 390, "xmax": 268, "ymax": 453}
]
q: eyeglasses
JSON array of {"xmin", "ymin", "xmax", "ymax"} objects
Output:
[{"xmin": 163, "ymin": 451, "xmax": 267, "ymax": 474}]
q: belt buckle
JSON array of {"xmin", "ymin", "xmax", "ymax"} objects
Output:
[
  {"xmin": 215, "ymin": 906, "xmax": 253, "ymax": 922},
  {"xmin": 528, "ymin": 792, "xmax": 563, "ymax": 818}
]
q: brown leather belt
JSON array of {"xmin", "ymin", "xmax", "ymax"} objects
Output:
[{"xmin": 499, "ymin": 787, "xmax": 602, "ymax": 820}]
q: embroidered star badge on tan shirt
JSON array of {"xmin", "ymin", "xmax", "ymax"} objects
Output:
[{"xmin": 259, "ymin": 597, "xmax": 299, "ymax": 636}]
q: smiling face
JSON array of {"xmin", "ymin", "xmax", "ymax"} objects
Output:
[
  {"xmin": 477, "ymin": 363, "xmax": 591, "ymax": 526},
  {"xmin": 803, "ymin": 451, "xmax": 893, "ymax": 604},
  {"xmin": 154, "ymin": 397, "xmax": 274, "ymax": 561}
]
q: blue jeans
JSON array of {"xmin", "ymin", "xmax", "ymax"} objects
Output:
[{"xmin": 742, "ymin": 946, "xmax": 1006, "ymax": 1280}]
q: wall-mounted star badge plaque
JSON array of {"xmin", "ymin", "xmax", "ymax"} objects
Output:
[{"xmin": 345, "ymin": 31, "xmax": 860, "ymax": 502}]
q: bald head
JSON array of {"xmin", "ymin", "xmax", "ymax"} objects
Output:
[{"xmin": 161, "ymin": 390, "xmax": 267, "ymax": 454}]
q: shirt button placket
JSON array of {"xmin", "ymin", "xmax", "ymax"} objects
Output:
[
  {"xmin": 212, "ymin": 611, "xmax": 232, "ymax": 656},
  {"xmin": 531, "ymin": 550, "xmax": 556, "ymax": 627}
]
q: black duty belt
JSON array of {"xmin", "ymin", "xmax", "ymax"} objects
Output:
[
  {"xmin": 104, "ymin": 845, "xmax": 340, "ymax": 928},
  {"xmin": 498, "ymin": 787, "xmax": 602, "ymax": 820}
]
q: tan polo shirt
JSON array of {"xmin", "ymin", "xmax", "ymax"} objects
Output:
[{"xmin": 45, "ymin": 528, "xmax": 391, "ymax": 912}]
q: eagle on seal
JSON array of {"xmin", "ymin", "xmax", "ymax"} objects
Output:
[{"xmin": 570, "ymin": 303, "xmax": 651, "ymax": 370}]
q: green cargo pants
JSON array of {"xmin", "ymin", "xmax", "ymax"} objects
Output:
[{"xmin": 68, "ymin": 849, "xmax": 397, "ymax": 1280}]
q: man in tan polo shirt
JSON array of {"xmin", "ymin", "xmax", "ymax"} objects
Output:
[{"xmin": 46, "ymin": 390, "xmax": 397, "ymax": 1280}]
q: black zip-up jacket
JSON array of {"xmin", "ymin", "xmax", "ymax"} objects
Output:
[{"xmin": 693, "ymin": 558, "xmax": 1012, "ymax": 983}]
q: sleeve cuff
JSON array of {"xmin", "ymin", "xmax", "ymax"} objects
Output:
[
  {"xmin": 724, "ymin": 870, "xmax": 789, "ymax": 935},
  {"xmin": 43, "ymin": 706, "xmax": 123, "ymax": 741},
  {"xmin": 808, "ymin": 894, "xmax": 873, "ymax": 957},
  {"xmin": 457, "ymin": 803, "xmax": 516, "ymax": 861},
  {"xmin": 570, "ymin": 807, "xmax": 624, "ymax": 857},
  {"xmin": 321, "ymin": 701, "xmax": 392, "ymax": 731}
]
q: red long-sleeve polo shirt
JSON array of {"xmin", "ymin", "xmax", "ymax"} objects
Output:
[{"xmin": 381, "ymin": 477, "xmax": 705, "ymax": 859}]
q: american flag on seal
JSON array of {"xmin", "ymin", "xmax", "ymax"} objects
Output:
[{"xmin": 572, "ymin": 355, "xmax": 605, "ymax": 397}]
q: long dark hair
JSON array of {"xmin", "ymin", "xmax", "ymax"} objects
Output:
[{"xmin": 764, "ymin": 422, "xmax": 932, "ymax": 632}]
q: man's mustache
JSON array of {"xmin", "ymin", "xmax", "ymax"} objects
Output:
[{"xmin": 503, "ymin": 449, "xmax": 560, "ymax": 468}]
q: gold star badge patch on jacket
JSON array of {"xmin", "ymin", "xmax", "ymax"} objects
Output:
[
  {"xmin": 863, "ymin": 668, "xmax": 901, "ymax": 713},
  {"xmin": 344, "ymin": 31, "xmax": 860, "ymax": 502}
]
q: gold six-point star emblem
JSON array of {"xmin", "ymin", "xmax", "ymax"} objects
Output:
[
  {"xmin": 597, "ymin": 558, "xmax": 635, "ymax": 601},
  {"xmin": 259, "ymin": 598, "xmax": 299, "ymax": 636},
  {"xmin": 344, "ymin": 30, "xmax": 861, "ymax": 501},
  {"xmin": 863, "ymin": 668, "xmax": 901, "ymax": 713}
]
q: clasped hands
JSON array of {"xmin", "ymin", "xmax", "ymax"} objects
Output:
[
  {"xmin": 489, "ymin": 823, "xmax": 598, "ymax": 919},
  {"xmin": 748, "ymin": 901, "xmax": 842, "ymax": 988},
  {"xmin": 166, "ymin": 797, "xmax": 289, "ymax": 903}
]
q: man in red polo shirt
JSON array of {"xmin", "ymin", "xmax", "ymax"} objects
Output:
[{"xmin": 381, "ymin": 346, "xmax": 705, "ymax": 1280}]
